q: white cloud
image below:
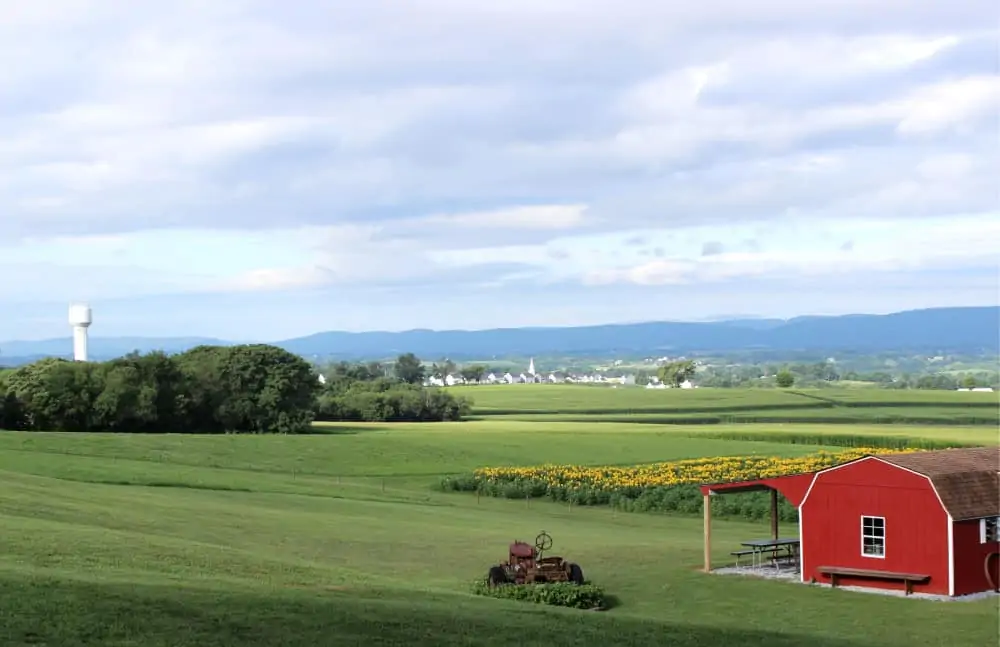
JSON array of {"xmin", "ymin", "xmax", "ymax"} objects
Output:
[
  {"xmin": 420, "ymin": 204, "xmax": 589, "ymax": 230},
  {"xmin": 0, "ymin": 1, "xmax": 998, "ymax": 336},
  {"xmin": 213, "ymin": 266, "xmax": 336, "ymax": 293},
  {"xmin": 429, "ymin": 213, "xmax": 1000, "ymax": 286},
  {"xmin": 895, "ymin": 76, "xmax": 1000, "ymax": 134}
]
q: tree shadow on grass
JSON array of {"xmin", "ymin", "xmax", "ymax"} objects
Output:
[
  {"xmin": 0, "ymin": 574, "xmax": 900, "ymax": 647},
  {"xmin": 305, "ymin": 425, "xmax": 388, "ymax": 435}
]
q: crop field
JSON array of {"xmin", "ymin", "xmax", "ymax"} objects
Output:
[
  {"xmin": 453, "ymin": 384, "xmax": 999, "ymax": 425},
  {"xmin": 460, "ymin": 386, "xmax": 821, "ymax": 412}
]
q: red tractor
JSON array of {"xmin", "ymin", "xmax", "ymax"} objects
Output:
[{"xmin": 486, "ymin": 531, "xmax": 585, "ymax": 586}]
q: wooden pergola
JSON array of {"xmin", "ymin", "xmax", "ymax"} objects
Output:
[{"xmin": 698, "ymin": 472, "xmax": 816, "ymax": 572}]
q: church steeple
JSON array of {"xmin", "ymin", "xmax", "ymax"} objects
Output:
[{"xmin": 528, "ymin": 357, "xmax": 536, "ymax": 375}]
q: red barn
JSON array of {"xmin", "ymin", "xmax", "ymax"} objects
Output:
[{"xmin": 701, "ymin": 446, "xmax": 1000, "ymax": 597}]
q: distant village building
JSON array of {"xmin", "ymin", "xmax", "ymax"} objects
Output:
[{"xmin": 425, "ymin": 357, "xmax": 686, "ymax": 389}]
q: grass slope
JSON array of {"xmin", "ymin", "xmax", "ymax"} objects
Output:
[{"xmin": 1, "ymin": 425, "xmax": 997, "ymax": 647}]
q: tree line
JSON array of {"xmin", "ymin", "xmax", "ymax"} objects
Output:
[
  {"xmin": 0, "ymin": 347, "xmax": 471, "ymax": 434},
  {"xmin": 314, "ymin": 353, "xmax": 471, "ymax": 422}
]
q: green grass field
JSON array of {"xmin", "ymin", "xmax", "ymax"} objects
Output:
[
  {"xmin": 453, "ymin": 385, "xmax": 999, "ymax": 425},
  {"xmin": 1, "ymin": 415, "xmax": 998, "ymax": 646}
]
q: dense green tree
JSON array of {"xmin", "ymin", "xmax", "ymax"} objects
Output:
[
  {"xmin": 775, "ymin": 369, "xmax": 795, "ymax": 388},
  {"xmin": 3, "ymin": 358, "xmax": 76, "ymax": 430},
  {"xmin": 459, "ymin": 364, "xmax": 487, "ymax": 383},
  {"xmin": 394, "ymin": 353, "xmax": 426, "ymax": 384},
  {"xmin": 315, "ymin": 364, "xmax": 471, "ymax": 423},
  {"xmin": 0, "ymin": 345, "xmax": 324, "ymax": 434},
  {"xmin": 91, "ymin": 351, "xmax": 189, "ymax": 432},
  {"xmin": 633, "ymin": 370, "xmax": 652, "ymax": 386},
  {"xmin": 0, "ymin": 368, "xmax": 23, "ymax": 429},
  {"xmin": 657, "ymin": 360, "xmax": 696, "ymax": 387},
  {"xmin": 213, "ymin": 345, "xmax": 321, "ymax": 434},
  {"xmin": 324, "ymin": 361, "xmax": 386, "ymax": 383}
]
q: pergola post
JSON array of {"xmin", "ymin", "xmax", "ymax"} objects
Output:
[
  {"xmin": 703, "ymin": 492, "xmax": 712, "ymax": 572},
  {"xmin": 770, "ymin": 489, "xmax": 779, "ymax": 540}
]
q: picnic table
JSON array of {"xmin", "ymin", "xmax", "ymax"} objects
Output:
[{"xmin": 731, "ymin": 538, "xmax": 800, "ymax": 570}]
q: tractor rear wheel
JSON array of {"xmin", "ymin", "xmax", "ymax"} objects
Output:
[
  {"xmin": 568, "ymin": 563, "xmax": 585, "ymax": 584},
  {"xmin": 487, "ymin": 566, "xmax": 508, "ymax": 586}
]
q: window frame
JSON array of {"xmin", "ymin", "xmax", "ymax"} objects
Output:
[
  {"xmin": 981, "ymin": 516, "xmax": 1000, "ymax": 544},
  {"xmin": 861, "ymin": 515, "xmax": 886, "ymax": 559}
]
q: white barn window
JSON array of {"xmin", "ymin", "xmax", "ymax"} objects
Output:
[
  {"xmin": 861, "ymin": 516, "xmax": 886, "ymax": 557},
  {"xmin": 981, "ymin": 517, "xmax": 1000, "ymax": 543}
]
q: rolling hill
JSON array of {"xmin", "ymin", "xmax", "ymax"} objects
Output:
[{"xmin": 1, "ymin": 306, "xmax": 996, "ymax": 364}]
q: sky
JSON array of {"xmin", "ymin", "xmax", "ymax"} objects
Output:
[{"xmin": 2, "ymin": 1, "xmax": 998, "ymax": 342}]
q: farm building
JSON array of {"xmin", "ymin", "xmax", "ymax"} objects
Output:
[{"xmin": 700, "ymin": 446, "xmax": 1000, "ymax": 597}]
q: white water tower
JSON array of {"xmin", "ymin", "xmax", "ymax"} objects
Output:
[{"xmin": 68, "ymin": 303, "xmax": 92, "ymax": 362}]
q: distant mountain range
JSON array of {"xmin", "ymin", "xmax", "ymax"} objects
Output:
[{"xmin": 1, "ymin": 307, "xmax": 997, "ymax": 366}]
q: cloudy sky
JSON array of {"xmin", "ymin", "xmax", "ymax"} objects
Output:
[{"xmin": 2, "ymin": 1, "xmax": 998, "ymax": 342}]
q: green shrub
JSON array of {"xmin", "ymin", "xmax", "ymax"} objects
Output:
[{"xmin": 470, "ymin": 579, "xmax": 609, "ymax": 610}]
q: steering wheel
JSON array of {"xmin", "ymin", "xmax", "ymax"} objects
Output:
[{"xmin": 534, "ymin": 531, "xmax": 553, "ymax": 553}]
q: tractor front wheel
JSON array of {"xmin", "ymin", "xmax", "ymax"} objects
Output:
[
  {"xmin": 568, "ymin": 563, "xmax": 585, "ymax": 585},
  {"xmin": 487, "ymin": 566, "xmax": 509, "ymax": 587}
]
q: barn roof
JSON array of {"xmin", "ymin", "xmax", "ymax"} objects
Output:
[
  {"xmin": 699, "ymin": 472, "xmax": 816, "ymax": 506},
  {"xmin": 878, "ymin": 447, "xmax": 1000, "ymax": 521}
]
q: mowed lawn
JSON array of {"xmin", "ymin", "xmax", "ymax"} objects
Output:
[{"xmin": 1, "ymin": 423, "xmax": 997, "ymax": 647}]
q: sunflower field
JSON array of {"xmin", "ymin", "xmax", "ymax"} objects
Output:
[{"xmin": 438, "ymin": 447, "xmax": 919, "ymax": 521}]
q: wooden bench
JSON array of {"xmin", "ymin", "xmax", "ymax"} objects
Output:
[
  {"xmin": 731, "ymin": 548, "xmax": 789, "ymax": 568},
  {"xmin": 730, "ymin": 549, "xmax": 756, "ymax": 568},
  {"xmin": 817, "ymin": 566, "xmax": 930, "ymax": 595},
  {"xmin": 731, "ymin": 547, "xmax": 798, "ymax": 569}
]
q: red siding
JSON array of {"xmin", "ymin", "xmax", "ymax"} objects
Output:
[
  {"xmin": 801, "ymin": 458, "xmax": 949, "ymax": 595},
  {"xmin": 953, "ymin": 519, "xmax": 1000, "ymax": 596},
  {"xmin": 766, "ymin": 473, "xmax": 814, "ymax": 507}
]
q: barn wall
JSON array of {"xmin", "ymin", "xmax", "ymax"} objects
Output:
[
  {"xmin": 953, "ymin": 519, "xmax": 1000, "ymax": 596},
  {"xmin": 801, "ymin": 459, "xmax": 949, "ymax": 595}
]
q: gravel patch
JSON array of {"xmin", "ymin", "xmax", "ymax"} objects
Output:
[{"xmin": 710, "ymin": 566, "xmax": 998, "ymax": 601}]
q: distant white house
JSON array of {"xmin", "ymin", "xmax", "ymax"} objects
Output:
[
  {"xmin": 429, "ymin": 359, "xmax": 652, "ymax": 388},
  {"xmin": 645, "ymin": 379, "xmax": 696, "ymax": 389}
]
